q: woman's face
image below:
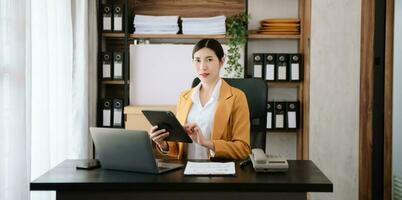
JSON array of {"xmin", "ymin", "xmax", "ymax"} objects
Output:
[{"xmin": 193, "ymin": 47, "xmax": 224, "ymax": 85}]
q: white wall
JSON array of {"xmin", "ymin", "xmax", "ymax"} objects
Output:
[{"xmin": 310, "ymin": 0, "xmax": 361, "ymax": 199}]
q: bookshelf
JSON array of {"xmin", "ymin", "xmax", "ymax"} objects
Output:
[{"xmin": 96, "ymin": 0, "xmax": 310, "ymax": 160}]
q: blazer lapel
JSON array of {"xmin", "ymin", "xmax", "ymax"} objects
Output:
[
  {"xmin": 212, "ymin": 80, "xmax": 233, "ymax": 140},
  {"xmin": 177, "ymin": 90, "xmax": 193, "ymax": 125}
]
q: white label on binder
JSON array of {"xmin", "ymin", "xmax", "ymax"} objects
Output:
[
  {"xmin": 103, "ymin": 110, "xmax": 111, "ymax": 126},
  {"xmin": 253, "ymin": 65, "xmax": 262, "ymax": 78},
  {"xmin": 103, "ymin": 16, "xmax": 111, "ymax": 31},
  {"xmin": 114, "ymin": 16, "xmax": 122, "ymax": 31},
  {"xmin": 291, "ymin": 63, "xmax": 299, "ymax": 80},
  {"xmin": 265, "ymin": 64, "xmax": 275, "ymax": 80},
  {"xmin": 114, "ymin": 62, "xmax": 123, "ymax": 79},
  {"xmin": 103, "ymin": 64, "xmax": 111, "ymax": 78},
  {"xmin": 288, "ymin": 111, "xmax": 296, "ymax": 128},
  {"xmin": 113, "ymin": 109, "xmax": 122, "ymax": 126},
  {"xmin": 275, "ymin": 114, "xmax": 284, "ymax": 128},
  {"xmin": 278, "ymin": 66, "xmax": 287, "ymax": 80},
  {"xmin": 267, "ymin": 112, "xmax": 272, "ymax": 129}
]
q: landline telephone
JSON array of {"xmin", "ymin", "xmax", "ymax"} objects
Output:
[{"xmin": 249, "ymin": 148, "xmax": 289, "ymax": 172}]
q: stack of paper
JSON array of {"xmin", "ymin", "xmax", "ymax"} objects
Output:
[
  {"xmin": 181, "ymin": 15, "xmax": 226, "ymax": 35},
  {"xmin": 134, "ymin": 14, "xmax": 179, "ymax": 34}
]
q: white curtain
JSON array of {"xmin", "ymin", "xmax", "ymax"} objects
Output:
[
  {"xmin": 0, "ymin": 0, "xmax": 97, "ymax": 199},
  {"xmin": 0, "ymin": 0, "xmax": 30, "ymax": 199}
]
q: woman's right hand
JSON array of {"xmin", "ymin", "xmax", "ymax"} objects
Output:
[{"xmin": 149, "ymin": 126, "xmax": 169, "ymax": 151}]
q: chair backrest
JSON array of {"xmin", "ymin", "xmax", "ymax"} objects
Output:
[{"xmin": 191, "ymin": 78, "xmax": 268, "ymax": 151}]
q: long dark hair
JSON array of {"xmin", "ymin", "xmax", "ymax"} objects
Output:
[{"xmin": 192, "ymin": 39, "xmax": 224, "ymax": 61}]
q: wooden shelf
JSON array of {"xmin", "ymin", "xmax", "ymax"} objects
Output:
[
  {"xmin": 101, "ymin": 80, "xmax": 128, "ymax": 85},
  {"xmin": 267, "ymin": 128, "xmax": 298, "ymax": 132},
  {"xmin": 129, "ymin": 34, "xmax": 228, "ymax": 39},
  {"xmin": 267, "ymin": 81, "xmax": 300, "ymax": 88},
  {"xmin": 248, "ymin": 30, "xmax": 300, "ymax": 39},
  {"xmin": 102, "ymin": 33, "xmax": 125, "ymax": 38}
]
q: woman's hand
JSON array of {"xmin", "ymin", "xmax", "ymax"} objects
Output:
[
  {"xmin": 149, "ymin": 126, "xmax": 169, "ymax": 151},
  {"xmin": 184, "ymin": 123, "xmax": 214, "ymax": 151}
]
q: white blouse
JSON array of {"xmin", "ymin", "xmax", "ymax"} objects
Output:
[{"xmin": 186, "ymin": 79, "xmax": 222, "ymax": 159}]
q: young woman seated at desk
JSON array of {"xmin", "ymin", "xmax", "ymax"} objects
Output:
[{"xmin": 148, "ymin": 39, "xmax": 251, "ymax": 160}]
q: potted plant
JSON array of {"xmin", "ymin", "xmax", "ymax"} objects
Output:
[{"xmin": 224, "ymin": 12, "xmax": 250, "ymax": 78}]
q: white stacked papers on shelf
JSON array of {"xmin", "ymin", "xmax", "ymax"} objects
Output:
[
  {"xmin": 181, "ymin": 15, "xmax": 226, "ymax": 35},
  {"xmin": 134, "ymin": 14, "xmax": 179, "ymax": 34}
]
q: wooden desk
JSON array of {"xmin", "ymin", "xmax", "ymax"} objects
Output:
[{"xmin": 30, "ymin": 159, "xmax": 332, "ymax": 200}]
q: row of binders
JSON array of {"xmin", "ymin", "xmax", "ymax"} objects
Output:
[
  {"xmin": 102, "ymin": 99, "xmax": 124, "ymax": 128},
  {"xmin": 267, "ymin": 101, "xmax": 299, "ymax": 130},
  {"xmin": 102, "ymin": 4, "xmax": 124, "ymax": 32},
  {"xmin": 253, "ymin": 53, "xmax": 303, "ymax": 81},
  {"xmin": 102, "ymin": 52, "xmax": 124, "ymax": 80}
]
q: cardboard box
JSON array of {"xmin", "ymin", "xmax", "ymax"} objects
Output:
[{"xmin": 124, "ymin": 105, "xmax": 176, "ymax": 131}]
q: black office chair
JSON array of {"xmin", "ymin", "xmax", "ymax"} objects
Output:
[{"xmin": 192, "ymin": 78, "xmax": 268, "ymax": 151}]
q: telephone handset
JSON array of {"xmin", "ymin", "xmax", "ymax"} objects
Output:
[{"xmin": 249, "ymin": 148, "xmax": 289, "ymax": 172}]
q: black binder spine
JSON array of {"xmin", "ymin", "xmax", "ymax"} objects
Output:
[
  {"xmin": 285, "ymin": 101, "xmax": 299, "ymax": 129},
  {"xmin": 252, "ymin": 54, "xmax": 265, "ymax": 79},
  {"xmin": 113, "ymin": 4, "xmax": 124, "ymax": 32},
  {"xmin": 113, "ymin": 52, "xmax": 124, "ymax": 80},
  {"xmin": 276, "ymin": 54, "xmax": 289, "ymax": 81},
  {"xmin": 266, "ymin": 102, "xmax": 274, "ymax": 129},
  {"xmin": 289, "ymin": 54, "xmax": 303, "ymax": 82},
  {"xmin": 102, "ymin": 4, "xmax": 113, "ymax": 32},
  {"xmin": 102, "ymin": 52, "xmax": 113, "ymax": 80},
  {"xmin": 101, "ymin": 99, "xmax": 112, "ymax": 127},
  {"xmin": 264, "ymin": 53, "xmax": 276, "ymax": 81},
  {"xmin": 273, "ymin": 102, "xmax": 286, "ymax": 129},
  {"xmin": 113, "ymin": 98, "xmax": 124, "ymax": 128}
]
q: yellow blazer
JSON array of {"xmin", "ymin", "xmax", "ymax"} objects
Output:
[{"xmin": 160, "ymin": 80, "xmax": 251, "ymax": 160}]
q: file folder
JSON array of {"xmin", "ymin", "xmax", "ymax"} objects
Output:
[
  {"xmin": 113, "ymin": 99, "xmax": 123, "ymax": 127},
  {"xmin": 289, "ymin": 54, "xmax": 302, "ymax": 81},
  {"xmin": 102, "ymin": 52, "xmax": 112, "ymax": 79},
  {"xmin": 102, "ymin": 99, "xmax": 112, "ymax": 127},
  {"xmin": 265, "ymin": 53, "xmax": 276, "ymax": 81},
  {"xmin": 113, "ymin": 52, "xmax": 123, "ymax": 79},
  {"xmin": 286, "ymin": 102, "xmax": 299, "ymax": 129},
  {"xmin": 266, "ymin": 102, "xmax": 274, "ymax": 129},
  {"xmin": 113, "ymin": 4, "xmax": 124, "ymax": 32},
  {"xmin": 274, "ymin": 102, "xmax": 286, "ymax": 129},
  {"xmin": 252, "ymin": 54, "xmax": 264, "ymax": 78},
  {"xmin": 276, "ymin": 54, "xmax": 288, "ymax": 81},
  {"xmin": 102, "ymin": 4, "xmax": 112, "ymax": 31}
]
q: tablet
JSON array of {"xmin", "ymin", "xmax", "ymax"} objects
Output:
[{"xmin": 142, "ymin": 110, "xmax": 193, "ymax": 143}]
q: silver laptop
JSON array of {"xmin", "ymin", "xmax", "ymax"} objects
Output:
[{"xmin": 90, "ymin": 127, "xmax": 183, "ymax": 174}]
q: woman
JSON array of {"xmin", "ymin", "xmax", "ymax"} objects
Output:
[{"xmin": 148, "ymin": 39, "xmax": 251, "ymax": 160}]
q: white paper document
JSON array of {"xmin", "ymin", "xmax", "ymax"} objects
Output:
[{"xmin": 184, "ymin": 162, "xmax": 235, "ymax": 175}]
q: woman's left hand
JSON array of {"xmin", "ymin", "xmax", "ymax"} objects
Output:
[{"xmin": 184, "ymin": 123, "xmax": 214, "ymax": 151}]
